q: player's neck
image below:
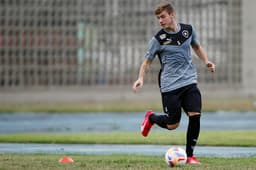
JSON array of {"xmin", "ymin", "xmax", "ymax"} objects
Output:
[{"xmin": 165, "ymin": 22, "xmax": 178, "ymax": 33}]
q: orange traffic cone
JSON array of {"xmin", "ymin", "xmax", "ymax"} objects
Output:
[{"xmin": 59, "ymin": 156, "xmax": 74, "ymax": 163}]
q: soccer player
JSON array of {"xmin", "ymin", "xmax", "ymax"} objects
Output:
[{"xmin": 132, "ymin": 2, "xmax": 215, "ymax": 164}]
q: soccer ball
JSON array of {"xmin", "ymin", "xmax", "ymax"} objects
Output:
[{"xmin": 165, "ymin": 146, "xmax": 187, "ymax": 167}]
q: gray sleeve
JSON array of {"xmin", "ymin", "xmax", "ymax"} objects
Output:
[
  {"xmin": 191, "ymin": 25, "xmax": 200, "ymax": 46},
  {"xmin": 144, "ymin": 37, "xmax": 161, "ymax": 60}
]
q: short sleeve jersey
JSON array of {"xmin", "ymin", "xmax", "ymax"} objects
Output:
[{"xmin": 144, "ymin": 23, "xmax": 199, "ymax": 93}]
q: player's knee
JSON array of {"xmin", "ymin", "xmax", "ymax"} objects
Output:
[
  {"xmin": 166, "ymin": 122, "xmax": 179, "ymax": 130},
  {"xmin": 188, "ymin": 112, "xmax": 201, "ymax": 117}
]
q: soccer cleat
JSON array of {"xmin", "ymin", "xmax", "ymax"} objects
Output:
[
  {"xmin": 186, "ymin": 156, "xmax": 200, "ymax": 164},
  {"xmin": 141, "ymin": 110, "xmax": 154, "ymax": 137}
]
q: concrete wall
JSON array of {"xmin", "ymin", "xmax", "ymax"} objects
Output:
[{"xmin": 242, "ymin": 0, "xmax": 256, "ymax": 96}]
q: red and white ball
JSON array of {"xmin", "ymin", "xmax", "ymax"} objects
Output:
[{"xmin": 165, "ymin": 146, "xmax": 187, "ymax": 167}]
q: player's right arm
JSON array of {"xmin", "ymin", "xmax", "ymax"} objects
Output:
[
  {"xmin": 132, "ymin": 58, "xmax": 153, "ymax": 92},
  {"xmin": 132, "ymin": 36, "xmax": 160, "ymax": 92}
]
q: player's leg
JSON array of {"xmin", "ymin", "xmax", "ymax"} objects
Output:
[
  {"xmin": 141, "ymin": 89, "xmax": 182, "ymax": 137},
  {"xmin": 182, "ymin": 84, "xmax": 202, "ymax": 164},
  {"xmin": 186, "ymin": 113, "xmax": 201, "ymax": 164}
]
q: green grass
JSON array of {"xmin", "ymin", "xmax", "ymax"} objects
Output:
[
  {"xmin": 0, "ymin": 102, "xmax": 161, "ymax": 113},
  {"xmin": 1, "ymin": 99, "xmax": 255, "ymax": 169},
  {"xmin": 0, "ymin": 154, "xmax": 256, "ymax": 170},
  {"xmin": 0, "ymin": 131, "xmax": 256, "ymax": 147},
  {"xmin": 1, "ymin": 131, "xmax": 255, "ymax": 169},
  {"xmin": 0, "ymin": 97, "xmax": 255, "ymax": 112}
]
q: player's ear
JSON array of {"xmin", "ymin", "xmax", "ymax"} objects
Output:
[{"xmin": 169, "ymin": 11, "xmax": 175, "ymax": 18}]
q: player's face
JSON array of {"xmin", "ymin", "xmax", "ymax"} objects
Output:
[{"xmin": 156, "ymin": 10, "xmax": 175, "ymax": 30}]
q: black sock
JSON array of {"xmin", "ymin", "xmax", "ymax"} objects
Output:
[
  {"xmin": 186, "ymin": 114, "xmax": 200, "ymax": 157},
  {"xmin": 149, "ymin": 114, "xmax": 168, "ymax": 129}
]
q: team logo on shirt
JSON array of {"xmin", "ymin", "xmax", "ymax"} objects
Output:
[{"xmin": 182, "ymin": 30, "xmax": 189, "ymax": 38}]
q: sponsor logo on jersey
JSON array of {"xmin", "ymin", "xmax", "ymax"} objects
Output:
[
  {"xmin": 159, "ymin": 34, "xmax": 166, "ymax": 40},
  {"xmin": 163, "ymin": 38, "xmax": 172, "ymax": 45}
]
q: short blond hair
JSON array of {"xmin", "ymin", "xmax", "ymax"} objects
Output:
[{"xmin": 154, "ymin": 2, "xmax": 175, "ymax": 15}]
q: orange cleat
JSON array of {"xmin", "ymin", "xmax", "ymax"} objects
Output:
[
  {"xmin": 59, "ymin": 156, "xmax": 74, "ymax": 163},
  {"xmin": 141, "ymin": 110, "xmax": 154, "ymax": 137},
  {"xmin": 186, "ymin": 156, "xmax": 200, "ymax": 164}
]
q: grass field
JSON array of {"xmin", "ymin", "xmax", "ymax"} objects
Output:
[
  {"xmin": 0, "ymin": 131, "xmax": 255, "ymax": 169},
  {"xmin": 0, "ymin": 97, "xmax": 255, "ymax": 112},
  {"xmin": 1, "ymin": 131, "xmax": 255, "ymax": 169},
  {"xmin": 0, "ymin": 131, "xmax": 256, "ymax": 146},
  {"xmin": 1, "ymin": 100, "xmax": 256, "ymax": 169},
  {"xmin": 1, "ymin": 154, "xmax": 256, "ymax": 170}
]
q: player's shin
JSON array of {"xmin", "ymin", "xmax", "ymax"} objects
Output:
[{"xmin": 186, "ymin": 114, "xmax": 200, "ymax": 157}]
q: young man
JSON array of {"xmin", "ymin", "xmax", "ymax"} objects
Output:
[{"xmin": 132, "ymin": 2, "xmax": 215, "ymax": 164}]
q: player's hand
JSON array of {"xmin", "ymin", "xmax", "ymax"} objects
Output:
[
  {"xmin": 132, "ymin": 79, "xmax": 143, "ymax": 93},
  {"xmin": 206, "ymin": 61, "xmax": 215, "ymax": 72}
]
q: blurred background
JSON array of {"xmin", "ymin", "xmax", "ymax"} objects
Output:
[{"xmin": 0, "ymin": 0, "xmax": 255, "ymax": 109}]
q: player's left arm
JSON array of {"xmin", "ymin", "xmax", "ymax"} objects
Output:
[
  {"xmin": 192, "ymin": 43, "xmax": 215, "ymax": 72},
  {"xmin": 190, "ymin": 25, "xmax": 215, "ymax": 72}
]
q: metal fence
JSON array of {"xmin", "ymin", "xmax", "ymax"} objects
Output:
[{"xmin": 0, "ymin": 0, "xmax": 242, "ymax": 88}]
